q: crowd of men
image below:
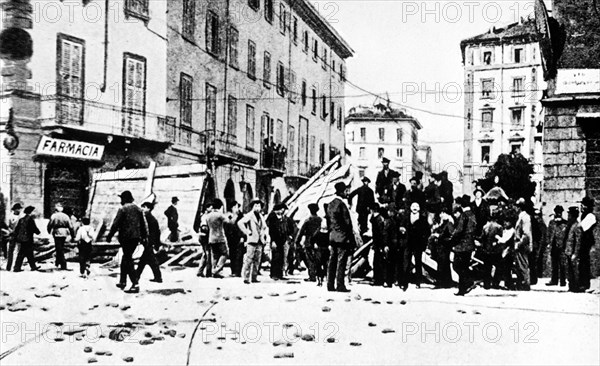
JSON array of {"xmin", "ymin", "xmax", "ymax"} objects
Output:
[{"xmin": 1, "ymin": 157, "xmax": 597, "ymax": 296}]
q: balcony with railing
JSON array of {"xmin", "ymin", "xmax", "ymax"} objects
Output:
[
  {"xmin": 202, "ymin": 130, "xmax": 259, "ymax": 166},
  {"xmin": 258, "ymin": 140, "xmax": 286, "ymax": 176},
  {"xmin": 39, "ymin": 95, "xmax": 177, "ymax": 145}
]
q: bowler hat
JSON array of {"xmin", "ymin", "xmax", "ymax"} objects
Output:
[
  {"xmin": 273, "ymin": 203, "xmax": 286, "ymax": 211},
  {"xmin": 554, "ymin": 205, "xmax": 564, "ymax": 213},
  {"xmin": 172, "ymin": 196, "xmax": 180, "ymax": 203},
  {"xmin": 458, "ymin": 194, "xmax": 471, "ymax": 207},
  {"xmin": 382, "ymin": 157, "xmax": 390, "ymax": 164},
  {"xmin": 581, "ymin": 196, "xmax": 595, "ymax": 208},
  {"xmin": 119, "ymin": 190, "xmax": 134, "ymax": 203},
  {"xmin": 474, "ymin": 188, "xmax": 485, "ymax": 196},
  {"xmin": 24, "ymin": 206, "xmax": 35, "ymax": 215},
  {"xmin": 308, "ymin": 203, "xmax": 319, "ymax": 213},
  {"xmin": 568, "ymin": 206, "xmax": 580, "ymax": 215},
  {"xmin": 11, "ymin": 203, "xmax": 22, "ymax": 210},
  {"xmin": 362, "ymin": 176, "xmax": 371, "ymax": 183},
  {"xmin": 334, "ymin": 182, "xmax": 348, "ymax": 192}
]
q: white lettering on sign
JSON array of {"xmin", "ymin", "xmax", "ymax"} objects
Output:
[
  {"xmin": 555, "ymin": 69, "xmax": 600, "ymax": 95},
  {"xmin": 36, "ymin": 136, "xmax": 105, "ymax": 161}
]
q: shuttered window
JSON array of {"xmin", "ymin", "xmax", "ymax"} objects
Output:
[
  {"xmin": 246, "ymin": 105, "xmax": 256, "ymax": 149},
  {"xmin": 57, "ymin": 34, "xmax": 84, "ymax": 123},
  {"xmin": 180, "ymin": 73, "xmax": 193, "ymax": 127},
  {"xmin": 182, "ymin": 0, "xmax": 196, "ymax": 39},
  {"xmin": 205, "ymin": 83, "xmax": 217, "ymax": 131}
]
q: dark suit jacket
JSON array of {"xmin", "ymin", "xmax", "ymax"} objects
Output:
[
  {"xmin": 375, "ymin": 169, "xmax": 398, "ymax": 202},
  {"xmin": 370, "ymin": 214, "xmax": 386, "ymax": 250},
  {"xmin": 404, "ymin": 214, "xmax": 430, "ymax": 251},
  {"xmin": 326, "ymin": 197, "xmax": 353, "ymax": 247},
  {"xmin": 451, "ymin": 210, "xmax": 477, "ymax": 253},
  {"xmin": 439, "ymin": 179, "xmax": 454, "ymax": 211},
  {"xmin": 14, "ymin": 214, "xmax": 40, "ymax": 245},
  {"xmin": 164, "ymin": 205, "xmax": 179, "ymax": 230},
  {"xmin": 144, "ymin": 211, "xmax": 161, "ymax": 250},
  {"xmin": 405, "ymin": 188, "xmax": 425, "ymax": 209},
  {"xmin": 108, "ymin": 203, "xmax": 148, "ymax": 243},
  {"xmin": 349, "ymin": 185, "xmax": 375, "ymax": 213},
  {"xmin": 471, "ymin": 199, "xmax": 490, "ymax": 236},
  {"xmin": 391, "ymin": 183, "xmax": 407, "ymax": 209}
]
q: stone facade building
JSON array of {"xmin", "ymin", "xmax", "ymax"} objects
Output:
[
  {"xmin": 0, "ymin": 0, "xmax": 353, "ymax": 218},
  {"xmin": 460, "ymin": 20, "xmax": 544, "ymax": 199},
  {"xmin": 536, "ymin": 0, "xmax": 600, "ymax": 274},
  {"xmin": 345, "ymin": 103, "xmax": 422, "ymax": 185}
]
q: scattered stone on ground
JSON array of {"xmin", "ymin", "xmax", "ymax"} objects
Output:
[
  {"xmin": 87, "ymin": 357, "xmax": 97, "ymax": 363},
  {"xmin": 382, "ymin": 328, "xmax": 395, "ymax": 334},
  {"xmin": 274, "ymin": 352, "xmax": 294, "ymax": 359},
  {"xmin": 350, "ymin": 342, "xmax": 362, "ymax": 347},
  {"xmin": 84, "ymin": 347, "xmax": 93, "ymax": 353},
  {"xmin": 123, "ymin": 356, "xmax": 134, "ymax": 363},
  {"xmin": 139, "ymin": 339, "xmax": 154, "ymax": 345},
  {"xmin": 301, "ymin": 334, "xmax": 315, "ymax": 342},
  {"xmin": 368, "ymin": 322, "xmax": 377, "ymax": 327},
  {"xmin": 322, "ymin": 306, "xmax": 331, "ymax": 312},
  {"xmin": 326, "ymin": 337, "xmax": 336, "ymax": 343}
]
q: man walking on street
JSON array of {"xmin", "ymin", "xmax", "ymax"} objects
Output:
[
  {"xmin": 164, "ymin": 196, "xmax": 179, "ymax": 242},
  {"xmin": 402, "ymin": 202, "xmax": 430, "ymax": 289},
  {"xmin": 13, "ymin": 206, "xmax": 40, "ymax": 272},
  {"xmin": 47, "ymin": 203, "xmax": 75, "ymax": 271},
  {"xmin": 5, "ymin": 203, "xmax": 22, "ymax": 271},
  {"xmin": 295, "ymin": 203, "xmax": 322, "ymax": 282},
  {"xmin": 546, "ymin": 205, "xmax": 568, "ymax": 287},
  {"xmin": 239, "ymin": 199, "xmax": 268, "ymax": 284},
  {"xmin": 205, "ymin": 199, "xmax": 233, "ymax": 279},
  {"xmin": 451, "ymin": 195, "xmax": 478, "ymax": 296},
  {"xmin": 348, "ymin": 176, "xmax": 375, "ymax": 235},
  {"xmin": 106, "ymin": 191, "xmax": 147, "ymax": 294},
  {"xmin": 326, "ymin": 182, "xmax": 354, "ymax": 292},
  {"xmin": 136, "ymin": 202, "xmax": 163, "ymax": 283}
]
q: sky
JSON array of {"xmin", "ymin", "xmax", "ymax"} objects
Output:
[{"xmin": 311, "ymin": 0, "xmax": 544, "ymax": 171}]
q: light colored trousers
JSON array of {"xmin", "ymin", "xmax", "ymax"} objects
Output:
[{"xmin": 243, "ymin": 243, "xmax": 264, "ymax": 282}]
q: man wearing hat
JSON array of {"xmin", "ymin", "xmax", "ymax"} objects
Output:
[
  {"xmin": 136, "ymin": 202, "xmax": 163, "ymax": 283},
  {"xmin": 375, "ymin": 157, "xmax": 398, "ymax": 204},
  {"xmin": 348, "ymin": 176, "xmax": 375, "ymax": 234},
  {"xmin": 450, "ymin": 195, "xmax": 477, "ymax": 295},
  {"xmin": 471, "ymin": 188, "xmax": 490, "ymax": 238},
  {"xmin": 266, "ymin": 203, "xmax": 291, "ymax": 280},
  {"xmin": 405, "ymin": 176, "xmax": 425, "ymax": 209},
  {"xmin": 13, "ymin": 206, "xmax": 40, "ymax": 272},
  {"xmin": 238, "ymin": 199, "xmax": 268, "ymax": 284},
  {"xmin": 106, "ymin": 191, "xmax": 148, "ymax": 293},
  {"xmin": 4, "ymin": 203, "xmax": 23, "ymax": 271},
  {"xmin": 47, "ymin": 202, "xmax": 75, "ymax": 271},
  {"xmin": 295, "ymin": 203, "xmax": 322, "ymax": 282},
  {"xmin": 564, "ymin": 206, "xmax": 582, "ymax": 292},
  {"xmin": 545, "ymin": 205, "xmax": 568, "ymax": 286},
  {"xmin": 438, "ymin": 171, "xmax": 454, "ymax": 213},
  {"xmin": 326, "ymin": 182, "xmax": 354, "ymax": 292},
  {"xmin": 391, "ymin": 174, "xmax": 407, "ymax": 211},
  {"xmin": 164, "ymin": 196, "xmax": 180, "ymax": 242}
]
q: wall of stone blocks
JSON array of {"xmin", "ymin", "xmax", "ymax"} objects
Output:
[{"xmin": 543, "ymin": 103, "xmax": 600, "ymax": 277}]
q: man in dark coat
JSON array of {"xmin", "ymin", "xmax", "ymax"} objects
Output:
[
  {"xmin": 375, "ymin": 157, "xmax": 398, "ymax": 204},
  {"xmin": 424, "ymin": 174, "xmax": 441, "ymax": 216},
  {"xmin": 326, "ymin": 182, "xmax": 354, "ymax": 292},
  {"xmin": 106, "ymin": 191, "xmax": 148, "ymax": 293},
  {"xmin": 438, "ymin": 171, "xmax": 454, "ymax": 213},
  {"xmin": 451, "ymin": 195, "xmax": 478, "ymax": 296},
  {"xmin": 405, "ymin": 177, "xmax": 425, "ymax": 209},
  {"xmin": 225, "ymin": 201, "xmax": 244, "ymax": 277},
  {"xmin": 136, "ymin": 202, "xmax": 163, "ymax": 283},
  {"xmin": 13, "ymin": 206, "xmax": 40, "ymax": 272},
  {"xmin": 370, "ymin": 203, "xmax": 387, "ymax": 286},
  {"xmin": 348, "ymin": 176, "xmax": 375, "ymax": 234},
  {"xmin": 267, "ymin": 203, "xmax": 290, "ymax": 280},
  {"xmin": 577, "ymin": 197, "xmax": 597, "ymax": 291},
  {"xmin": 430, "ymin": 207, "xmax": 455, "ymax": 288},
  {"xmin": 471, "ymin": 189, "xmax": 489, "ymax": 237},
  {"xmin": 564, "ymin": 206, "xmax": 581, "ymax": 292},
  {"xmin": 545, "ymin": 205, "xmax": 568, "ymax": 286},
  {"xmin": 385, "ymin": 204, "xmax": 402, "ymax": 288},
  {"xmin": 391, "ymin": 175, "xmax": 407, "ymax": 211},
  {"xmin": 401, "ymin": 202, "xmax": 430, "ymax": 289},
  {"xmin": 295, "ymin": 203, "xmax": 322, "ymax": 282},
  {"xmin": 164, "ymin": 196, "xmax": 179, "ymax": 242}
]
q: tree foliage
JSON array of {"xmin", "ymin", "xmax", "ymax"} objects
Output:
[{"xmin": 479, "ymin": 153, "xmax": 536, "ymax": 201}]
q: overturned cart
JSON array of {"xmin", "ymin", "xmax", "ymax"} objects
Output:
[{"xmin": 284, "ymin": 156, "xmax": 457, "ymax": 284}]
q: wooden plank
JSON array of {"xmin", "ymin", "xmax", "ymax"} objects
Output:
[
  {"xmin": 160, "ymin": 248, "xmax": 192, "ymax": 267},
  {"xmin": 154, "ymin": 164, "xmax": 207, "ymax": 178},
  {"xmin": 179, "ymin": 251, "xmax": 202, "ymax": 266}
]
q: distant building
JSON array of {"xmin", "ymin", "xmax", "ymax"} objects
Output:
[
  {"xmin": 460, "ymin": 19, "xmax": 544, "ymax": 198},
  {"xmin": 345, "ymin": 103, "xmax": 422, "ymax": 185}
]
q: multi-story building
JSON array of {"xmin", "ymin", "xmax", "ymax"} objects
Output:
[
  {"xmin": 460, "ymin": 19, "xmax": 544, "ymax": 198},
  {"xmin": 0, "ymin": 0, "xmax": 353, "ymax": 218},
  {"xmin": 166, "ymin": 0, "xmax": 353, "ymax": 211},
  {"xmin": 345, "ymin": 103, "xmax": 422, "ymax": 185},
  {"xmin": 0, "ymin": 0, "xmax": 171, "ymax": 218}
]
